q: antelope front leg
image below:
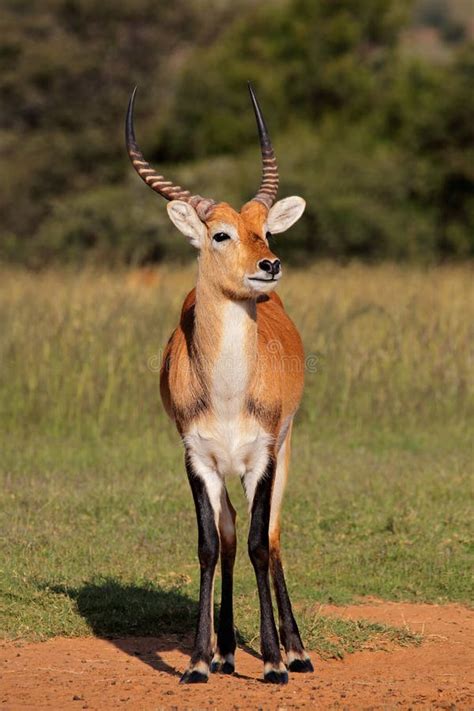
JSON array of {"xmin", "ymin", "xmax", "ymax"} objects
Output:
[
  {"xmin": 181, "ymin": 455, "xmax": 220, "ymax": 684},
  {"xmin": 248, "ymin": 457, "xmax": 288, "ymax": 684}
]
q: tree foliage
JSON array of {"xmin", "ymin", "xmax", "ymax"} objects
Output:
[{"xmin": 1, "ymin": 0, "xmax": 473, "ymax": 264}]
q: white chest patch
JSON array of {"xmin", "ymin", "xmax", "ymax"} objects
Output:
[
  {"xmin": 211, "ymin": 300, "xmax": 251, "ymax": 419},
  {"xmin": 185, "ymin": 301, "xmax": 272, "ymax": 489}
]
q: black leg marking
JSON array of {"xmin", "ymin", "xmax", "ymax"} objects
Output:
[
  {"xmin": 181, "ymin": 454, "xmax": 219, "ymax": 684},
  {"xmin": 212, "ymin": 491, "xmax": 237, "ymax": 675},
  {"xmin": 270, "ymin": 548, "xmax": 314, "ymax": 673},
  {"xmin": 248, "ymin": 459, "xmax": 288, "ymax": 685}
]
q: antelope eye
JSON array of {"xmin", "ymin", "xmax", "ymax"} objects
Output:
[{"xmin": 213, "ymin": 232, "xmax": 231, "ymax": 243}]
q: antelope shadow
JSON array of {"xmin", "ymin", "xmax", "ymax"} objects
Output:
[{"xmin": 45, "ymin": 579, "xmax": 257, "ymax": 678}]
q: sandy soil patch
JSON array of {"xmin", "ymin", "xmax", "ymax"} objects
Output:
[{"xmin": 1, "ymin": 602, "xmax": 473, "ymax": 710}]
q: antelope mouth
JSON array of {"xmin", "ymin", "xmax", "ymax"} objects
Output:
[
  {"xmin": 249, "ymin": 277, "xmax": 279, "ymax": 282},
  {"xmin": 247, "ymin": 273, "xmax": 282, "ymax": 283},
  {"xmin": 245, "ymin": 272, "xmax": 282, "ymax": 292}
]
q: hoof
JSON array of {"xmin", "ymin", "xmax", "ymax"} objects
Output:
[
  {"xmin": 180, "ymin": 669, "xmax": 208, "ymax": 684},
  {"xmin": 288, "ymin": 657, "xmax": 314, "ymax": 673},
  {"xmin": 211, "ymin": 653, "xmax": 235, "ymax": 675},
  {"xmin": 264, "ymin": 669, "xmax": 289, "ymax": 685}
]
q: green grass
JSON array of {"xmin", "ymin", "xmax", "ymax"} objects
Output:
[{"xmin": 0, "ymin": 264, "xmax": 472, "ymax": 655}]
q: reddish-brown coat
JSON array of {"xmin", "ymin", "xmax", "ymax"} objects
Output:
[{"xmin": 160, "ymin": 200, "xmax": 304, "ymax": 444}]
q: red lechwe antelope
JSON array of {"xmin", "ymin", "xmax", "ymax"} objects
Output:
[{"xmin": 126, "ymin": 83, "xmax": 312, "ymax": 685}]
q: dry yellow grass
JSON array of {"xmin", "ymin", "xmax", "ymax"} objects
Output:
[{"xmin": 0, "ymin": 262, "xmax": 472, "ymax": 436}]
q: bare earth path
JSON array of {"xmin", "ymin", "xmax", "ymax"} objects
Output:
[{"xmin": 1, "ymin": 602, "xmax": 473, "ymax": 710}]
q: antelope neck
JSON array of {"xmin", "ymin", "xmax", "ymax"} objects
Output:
[{"xmin": 193, "ymin": 279, "xmax": 258, "ymax": 386}]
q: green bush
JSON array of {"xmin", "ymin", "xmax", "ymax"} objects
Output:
[{"xmin": 1, "ymin": 0, "xmax": 473, "ymax": 264}]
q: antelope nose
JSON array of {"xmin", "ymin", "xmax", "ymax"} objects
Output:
[{"xmin": 258, "ymin": 258, "xmax": 281, "ymax": 276}]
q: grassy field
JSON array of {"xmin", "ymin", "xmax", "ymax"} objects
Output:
[{"xmin": 0, "ymin": 263, "xmax": 472, "ymax": 656}]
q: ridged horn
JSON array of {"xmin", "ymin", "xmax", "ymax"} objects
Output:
[
  {"xmin": 248, "ymin": 82, "xmax": 279, "ymax": 209},
  {"xmin": 125, "ymin": 87, "xmax": 215, "ymax": 219}
]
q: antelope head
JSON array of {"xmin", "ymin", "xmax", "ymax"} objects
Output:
[{"xmin": 126, "ymin": 83, "xmax": 305, "ymax": 299}]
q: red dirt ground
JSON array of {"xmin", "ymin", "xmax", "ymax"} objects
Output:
[{"xmin": 1, "ymin": 602, "xmax": 473, "ymax": 710}]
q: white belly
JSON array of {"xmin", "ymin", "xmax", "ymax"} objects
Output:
[{"xmin": 185, "ymin": 416, "xmax": 271, "ymax": 479}]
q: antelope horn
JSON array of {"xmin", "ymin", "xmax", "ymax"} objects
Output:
[
  {"xmin": 125, "ymin": 87, "xmax": 215, "ymax": 219},
  {"xmin": 248, "ymin": 82, "xmax": 279, "ymax": 209}
]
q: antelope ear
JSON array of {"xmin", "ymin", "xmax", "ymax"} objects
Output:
[
  {"xmin": 266, "ymin": 196, "xmax": 306, "ymax": 234},
  {"xmin": 167, "ymin": 201, "xmax": 206, "ymax": 249}
]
